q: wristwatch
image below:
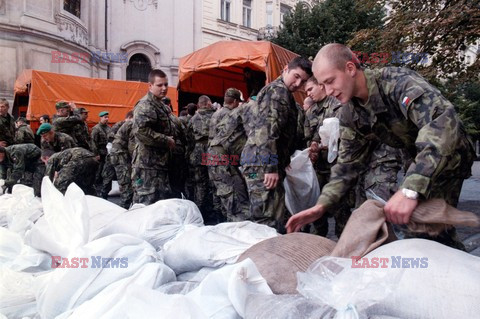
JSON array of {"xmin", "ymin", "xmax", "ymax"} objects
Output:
[{"xmin": 401, "ymin": 188, "xmax": 419, "ymax": 200}]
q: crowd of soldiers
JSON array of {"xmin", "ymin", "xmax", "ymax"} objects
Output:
[{"xmin": 0, "ymin": 43, "xmax": 476, "ymax": 251}]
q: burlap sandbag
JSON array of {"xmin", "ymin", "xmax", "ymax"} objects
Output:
[{"xmin": 238, "ymin": 233, "xmax": 336, "ymax": 294}]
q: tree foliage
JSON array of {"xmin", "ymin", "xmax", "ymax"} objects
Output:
[{"xmin": 272, "ymin": 0, "xmax": 385, "ymax": 59}]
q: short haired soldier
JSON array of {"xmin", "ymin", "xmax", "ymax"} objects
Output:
[
  {"xmin": 287, "ymin": 44, "xmax": 476, "ymax": 250},
  {"xmin": 91, "ymin": 111, "xmax": 112, "ymax": 198},
  {"xmin": 241, "ymin": 56, "xmax": 313, "ymax": 233},
  {"xmin": 14, "ymin": 117, "xmax": 35, "ymax": 144},
  {"xmin": 0, "ymin": 98, "xmax": 15, "ymax": 147}
]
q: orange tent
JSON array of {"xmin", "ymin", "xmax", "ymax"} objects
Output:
[
  {"xmin": 178, "ymin": 41, "xmax": 302, "ymax": 103},
  {"xmin": 13, "ymin": 70, "xmax": 178, "ymax": 128}
]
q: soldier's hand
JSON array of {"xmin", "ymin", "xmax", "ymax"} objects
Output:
[
  {"xmin": 167, "ymin": 136, "xmax": 176, "ymax": 149},
  {"xmin": 309, "ymin": 142, "xmax": 320, "ymax": 162},
  {"xmin": 264, "ymin": 173, "xmax": 279, "ymax": 189},
  {"xmin": 384, "ymin": 189, "xmax": 418, "ymax": 224},
  {"xmin": 286, "ymin": 204, "xmax": 325, "ymax": 233},
  {"xmin": 0, "ymin": 141, "xmax": 7, "ymax": 147},
  {"xmin": 69, "ymin": 102, "xmax": 77, "ymax": 109}
]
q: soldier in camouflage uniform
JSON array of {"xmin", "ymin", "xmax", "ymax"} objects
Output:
[
  {"xmin": 110, "ymin": 118, "xmax": 135, "ymax": 208},
  {"xmin": 132, "ymin": 69, "xmax": 176, "ymax": 205},
  {"xmin": 287, "ymin": 44, "xmax": 476, "ymax": 250},
  {"xmin": 52, "ymin": 101, "xmax": 86, "ymax": 140},
  {"xmin": 187, "ymin": 95, "xmax": 222, "ymax": 223},
  {"xmin": 38, "ymin": 123, "xmax": 76, "ymax": 153},
  {"xmin": 42, "ymin": 148, "xmax": 99, "ymax": 195},
  {"xmin": 241, "ymin": 57, "xmax": 312, "ymax": 233},
  {"xmin": 304, "ymin": 77, "xmax": 355, "ymax": 237},
  {"xmin": 14, "ymin": 117, "xmax": 35, "ymax": 144},
  {"xmin": 168, "ymin": 107, "xmax": 189, "ymax": 199},
  {"xmin": 0, "ymin": 144, "xmax": 44, "ymax": 196},
  {"xmin": 70, "ymin": 107, "xmax": 93, "ymax": 150},
  {"xmin": 91, "ymin": 111, "xmax": 112, "ymax": 198},
  {"xmin": 208, "ymin": 88, "xmax": 249, "ymax": 221},
  {"xmin": 0, "ymin": 98, "xmax": 15, "ymax": 148},
  {"xmin": 180, "ymin": 103, "xmax": 198, "ymax": 200}
]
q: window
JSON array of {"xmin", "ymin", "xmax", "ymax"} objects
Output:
[
  {"xmin": 280, "ymin": 4, "xmax": 291, "ymax": 26},
  {"xmin": 221, "ymin": 0, "xmax": 231, "ymax": 22},
  {"xmin": 64, "ymin": 0, "xmax": 81, "ymax": 19},
  {"xmin": 243, "ymin": 0, "xmax": 252, "ymax": 27},
  {"xmin": 126, "ymin": 54, "xmax": 151, "ymax": 83},
  {"xmin": 266, "ymin": 1, "xmax": 273, "ymax": 26}
]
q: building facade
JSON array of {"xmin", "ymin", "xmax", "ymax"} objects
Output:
[{"xmin": 0, "ymin": 0, "xmax": 308, "ymax": 107}]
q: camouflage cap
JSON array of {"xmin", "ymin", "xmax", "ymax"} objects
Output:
[
  {"xmin": 36, "ymin": 123, "xmax": 52, "ymax": 135},
  {"xmin": 55, "ymin": 101, "xmax": 70, "ymax": 109},
  {"xmin": 99, "ymin": 111, "xmax": 109, "ymax": 117},
  {"xmin": 224, "ymin": 88, "xmax": 244, "ymax": 102}
]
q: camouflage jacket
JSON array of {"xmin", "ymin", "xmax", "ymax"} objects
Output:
[
  {"xmin": 3, "ymin": 144, "xmax": 41, "ymax": 187},
  {"xmin": 14, "ymin": 124, "xmax": 35, "ymax": 144},
  {"xmin": 132, "ymin": 92, "xmax": 175, "ymax": 169},
  {"xmin": 187, "ymin": 108, "xmax": 216, "ymax": 166},
  {"xmin": 209, "ymin": 104, "xmax": 247, "ymax": 158},
  {"xmin": 111, "ymin": 120, "xmax": 134, "ymax": 157},
  {"xmin": 304, "ymin": 96, "xmax": 343, "ymax": 145},
  {"xmin": 109, "ymin": 120, "xmax": 125, "ymax": 142},
  {"xmin": 318, "ymin": 67, "xmax": 476, "ymax": 208},
  {"xmin": 45, "ymin": 147, "xmax": 97, "ymax": 181},
  {"xmin": 241, "ymin": 76, "xmax": 298, "ymax": 173},
  {"xmin": 41, "ymin": 132, "xmax": 76, "ymax": 153},
  {"xmin": 52, "ymin": 113, "xmax": 84, "ymax": 135},
  {"xmin": 91, "ymin": 123, "xmax": 111, "ymax": 158},
  {"xmin": 0, "ymin": 113, "xmax": 15, "ymax": 145},
  {"xmin": 295, "ymin": 103, "xmax": 307, "ymax": 150}
]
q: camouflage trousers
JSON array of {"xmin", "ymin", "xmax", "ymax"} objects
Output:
[
  {"xmin": 243, "ymin": 167, "xmax": 288, "ymax": 234},
  {"xmin": 100, "ymin": 154, "xmax": 115, "ymax": 199},
  {"xmin": 131, "ymin": 167, "xmax": 172, "ymax": 205},
  {"xmin": 192, "ymin": 165, "xmax": 223, "ymax": 225},
  {"xmin": 309, "ymin": 170, "xmax": 354, "ymax": 238},
  {"xmin": 169, "ymin": 149, "xmax": 187, "ymax": 199},
  {"xmin": 208, "ymin": 164, "xmax": 249, "ymax": 222},
  {"xmin": 55, "ymin": 157, "xmax": 98, "ymax": 195},
  {"xmin": 111, "ymin": 153, "xmax": 133, "ymax": 209},
  {"xmin": 8, "ymin": 160, "xmax": 45, "ymax": 197}
]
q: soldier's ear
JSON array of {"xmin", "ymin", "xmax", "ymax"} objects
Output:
[{"xmin": 345, "ymin": 61, "xmax": 357, "ymax": 77}]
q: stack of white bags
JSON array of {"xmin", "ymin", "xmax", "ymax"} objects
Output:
[{"xmin": 0, "ymin": 177, "xmax": 479, "ymax": 319}]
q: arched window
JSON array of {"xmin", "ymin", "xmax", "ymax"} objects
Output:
[
  {"xmin": 64, "ymin": 0, "xmax": 81, "ymax": 18},
  {"xmin": 126, "ymin": 54, "xmax": 151, "ymax": 82}
]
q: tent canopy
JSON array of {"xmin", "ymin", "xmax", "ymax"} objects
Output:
[
  {"xmin": 14, "ymin": 69, "xmax": 178, "ymax": 123},
  {"xmin": 178, "ymin": 41, "xmax": 300, "ymax": 99}
]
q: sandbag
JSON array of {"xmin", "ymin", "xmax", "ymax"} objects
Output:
[
  {"xmin": 318, "ymin": 117, "xmax": 340, "ymax": 163},
  {"xmin": 284, "ymin": 148, "xmax": 321, "ymax": 215},
  {"xmin": 163, "ymin": 221, "xmax": 278, "ymax": 275},
  {"xmin": 84, "ymin": 195, "xmax": 126, "ymax": 240},
  {"xmin": 36, "ymin": 234, "xmax": 175, "ymax": 319},
  {"xmin": 365, "ymin": 239, "xmax": 480, "ymax": 319},
  {"xmin": 0, "ymin": 268, "xmax": 40, "ymax": 318},
  {"xmin": 238, "ymin": 232, "xmax": 336, "ymax": 294},
  {"xmin": 24, "ymin": 178, "xmax": 89, "ymax": 257},
  {"xmin": 95, "ymin": 198, "xmax": 204, "ymax": 249}
]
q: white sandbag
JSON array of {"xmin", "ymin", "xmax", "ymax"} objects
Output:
[
  {"xmin": 0, "ymin": 184, "xmax": 43, "ymax": 236},
  {"xmin": 163, "ymin": 221, "xmax": 278, "ymax": 275},
  {"xmin": 107, "ymin": 180, "xmax": 120, "ymax": 196},
  {"xmin": 176, "ymin": 266, "xmax": 219, "ymax": 282},
  {"xmin": 95, "ymin": 198, "xmax": 204, "ymax": 249},
  {"xmin": 24, "ymin": 178, "xmax": 89, "ymax": 257},
  {"xmin": 245, "ymin": 294, "xmax": 335, "ymax": 319},
  {"xmin": 157, "ymin": 281, "xmax": 199, "ymax": 295},
  {"xmin": 36, "ymin": 234, "xmax": 174, "ymax": 319},
  {"xmin": 0, "ymin": 268, "xmax": 39, "ymax": 318},
  {"xmin": 318, "ymin": 117, "xmax": 340, "ymax": 163},
  {"xmin": 57, "ymin": 263, "xmax": 177, "ymax": 319},
  {"xmin": 0, "ymin": 227, "xmax": 51, "ymax": 272},
  {"xmin": 84, "ymin": 195, "xmax": 126, "ymax": 240},
  {"xmin": 365, "ymin": 239, "xmax": 480, "ymax": 319},
  {"xmin": 60, "ymin": 259, "xmax": 269, "ymax": 319},
  {"xmin": 297, "ymin": 255, "xmax": 403, "ymax": 319},
  {"xmin": 284, "ymin": 148, "xmax": 321, "ymax": 215}
]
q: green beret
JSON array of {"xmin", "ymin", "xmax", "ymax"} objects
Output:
[
  {"xmin": 55, "ymin": 101, "xmax": 69, "ymax": 109},
  {"xmin": 99, "ymin": 111, "xmax": 109, "ymax": 117},
  {"xmin": 37, "ymin": 123, "xmax": 52, "ymax": 135}
]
